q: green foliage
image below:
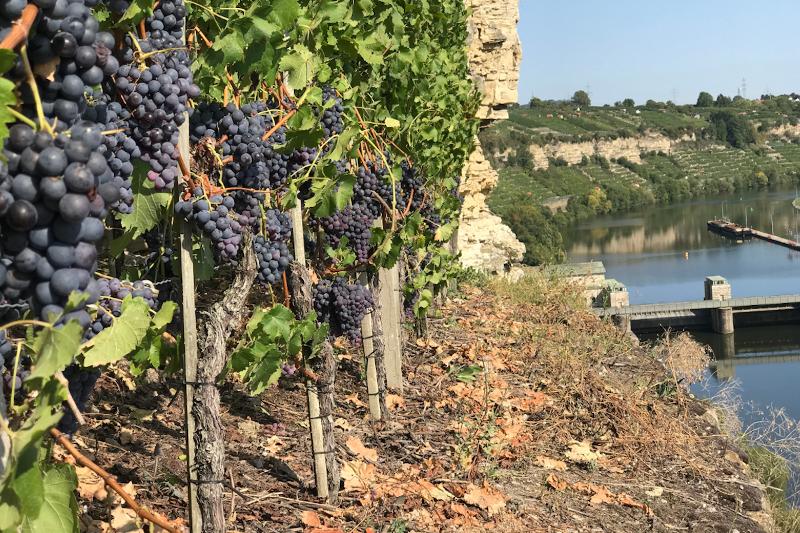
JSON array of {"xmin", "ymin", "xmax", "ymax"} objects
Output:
[
  {"xmin": 710, "ymin": 110, "xmax": 756, "ymax": 148},
  {"xmin": 696, "ymin": 91, "xmax": 714, "ymax": 107},
  {"xmin": 229, "ymin": 305, "xmax": 328, "ymax": 394},
  {"xmin": 115, "ymin": 160, "xmax": 171, "ymax": 240},
  {"xmin": 82, "ymin": 296, "xmax": 157, "ymax": 367},
  {"xmin": 404, "ymin": 245, "xmax": 461, "ymax": 318},
  {"xmin": 572, "ymin": 90, "xmax": 591, "ymax": 107},
  {"xmin": 621, "ymin": 98, "xmax": 635, "ymax": 108}
]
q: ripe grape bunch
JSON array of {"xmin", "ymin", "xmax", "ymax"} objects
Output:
[
  {"xmin": 84, "ymin": 277, "xmax": 159, "ymax": 340},
  {"xmin": 113, "ymin": 0, "xmax": 200, "ymax": 190},
  {"xmin": 190, "ymin": 101, "xmax": 289, "ymax": 192},
  {"xmin": 174, "ymin": 189, "xmax": 243, "ymax": 261},
  {"xmin": 254, "ymin": 209, "xmax": 292, "ymax": 285},
  {"xmin": 312, "ymin": 277, "xmax": 373, "ymax": 343},
  {"xmin": 0, "ymin": 123, "xmax": 114, "ymax": 325}
]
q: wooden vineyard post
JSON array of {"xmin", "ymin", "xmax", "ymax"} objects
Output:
[
  {"xmin": 177, "ymin": 118, "xmax": 202, "ymax": 532},
  {"xmin": 379, "ymin": 264, "xmax": 404, "ymax": 391},
  {"xmin": 360, "ymin": 273, "xmax": 383, "ymax": 420},
  {"xmin": 290, "ymin": 204, "xmax": 339, "ymax": 501}
]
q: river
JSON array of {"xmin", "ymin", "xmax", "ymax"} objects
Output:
[{"xmin": 563, "ymin": 187, "xmax": 800, "ymax": 426}]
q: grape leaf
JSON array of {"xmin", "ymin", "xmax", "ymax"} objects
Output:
[
  {"xmin": 270, "ymin": 0, "xmax": 301, "ymax": 28},
  {"xmin": 0, "ymin": 49, "xmax": 16, "ymax": 74},
  {"xmin": 116, "ymin": 160, "xmax": 171, "ymax": 239},
  {"xmin": 119, "ymin": 0, "xmax": 154, "ymax": 25},
  {"xmin": 280, "ymin": 44, "xmax": 319, "ymax": 90},
  {"xmin": 0, "ymin": 77, "xmax": 18, "ymax": 148},
  {"xmin": 28, "ymin": 322, "xmax": 83, "ymax": 381},
  {"xmin": 19, "ymin": 464, "xmax": 78, "ymax": 533},
  {"xmin": 83, "ymin": 297, "xmax": 152, "ymax": 367}
]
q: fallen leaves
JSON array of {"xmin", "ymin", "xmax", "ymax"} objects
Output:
[
  {"xmin": 463, "ymin": 483, "xmax": 507, "ymax": 516},
  {"xmin": 546, "ymin": 474, "xmax": 653, "ymax": 516},
  {"xmin": 536, "ymin": 455, "xmax": 567, "ymax": 471},
  {"xmin": 346, "ymin": 436, "xmax": 378, "ymax": 462},
  {"xmin": 564, "ymin": 440, "xmax": 602, "ymax": 465},
  {"xmin": 340, "ymin": 460, "xmax": 377, "ymax": 493}
]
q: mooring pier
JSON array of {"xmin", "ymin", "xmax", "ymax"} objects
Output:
[{"xmin": 707, "ymin": 219, "xmax": 800, "ymax": 251}]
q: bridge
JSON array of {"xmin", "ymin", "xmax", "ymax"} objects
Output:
[{"xmin": 595, "ymin": 277, "xmax": 800, "ymax": 334}]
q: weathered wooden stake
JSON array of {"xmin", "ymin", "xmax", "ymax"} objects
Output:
[
  {"xmin": 360, "ymin": 274, "xmax": 382, "ymax": 421},
  {"xmin": 290, "ymin": 203, "xmax": 338, "ymax": 500},
  {"xmin": 177, "ymin": 117, "xmax": 202, "ymax": 533},
  {"xmin": 379, "ymin": 265, "xmax": 403, "ymax": 391}
]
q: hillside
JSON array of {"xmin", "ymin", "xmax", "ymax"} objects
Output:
[
  {"xmin": 70, "ymin": 274, "xmax": 779, "ymax": 532},
  {"xmin": 480, "ymin": 98, "xmax": 800, "ymax": 265}
]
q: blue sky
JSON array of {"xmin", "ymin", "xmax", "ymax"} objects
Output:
[{"xmin": 517, "ymin": 0, "xmax": 800, "ymax": 105}]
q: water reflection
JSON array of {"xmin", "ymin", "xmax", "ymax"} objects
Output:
[{"xmin": 564, "ymin": 189, "xmax": 800, "ymax": 304}]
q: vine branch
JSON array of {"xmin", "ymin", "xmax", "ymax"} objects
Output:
[
  {"xmin": 0, "ymin": 4, "xmax": 38, "ymax": 50},
  {"xmin": 50, "ymin": 428, "xmax": 182, "ymax": 533}
]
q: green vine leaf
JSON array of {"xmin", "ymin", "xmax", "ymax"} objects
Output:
[
  {"xmin": 116, "ymin": 160, "xmax": 171, "ymax": 239},
  {"xmin": 28, "ymin": 322, "xmax": 84, "ymax": 382},
  {"xmin": 19, "ymin": 464, "xmax": 78, "ymax": 533},
  {"xmin": 83, "ymin": 297, "xmax": 152, "ymax": 367}
]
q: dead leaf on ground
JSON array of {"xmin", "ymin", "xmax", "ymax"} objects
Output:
[
  {"xmin": 343, "ymin": 394, "xmax": 367, "ymax": 408},
  {"xmin": 564, "ymin": 440, "xmax": 601, "ymax": 464},
  {"xmin": 546, "ymin": 473, "xmax": 568, "ymax": 491},
  {"xmin": 646, "ymin": 486, "xmax": 664, "ymax": 497},
  {"xmin": 301, "ymin": 510, "xmax": 322, "ymax": 527},
  {"xmin": 334, "ymin": 417, "xmax": 353, "ymax": 431},
  {"xmin": 346, "ymin": 436, "xmax": 378, "ymax": 462},
  {"xmin": 385, "ymin": 394, "xmax": 405, "ymax": 411},
  {"xmin": 340, "ymin": 460, "xmax": 376, "ymax": 493},
  {"xmin": 76, "ymin": 466, "xmax": 108, "ymax": 501},
  {"xmin": 463, "ymin": 483, "xmax": 507, "ymax": 516},
  {"xmin": 264, "ymin": 435, "xmax": 284, "ymax": 455},
  {"xmin": 535, "ymin": 455, "xmax": 567, "ymax": 471},
  {"xmin": 110, "ymin": 507, "xmax": 142, "ymax": 533}
]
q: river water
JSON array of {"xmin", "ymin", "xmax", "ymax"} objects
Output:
[{"xmin": 563, "ymin": 188, "xmax": 800, "ymax": 424}]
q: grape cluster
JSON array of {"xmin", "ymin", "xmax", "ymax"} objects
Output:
[
  {"xmin": 312, "ymin": 277, "xmax": 373, "ymax": 343},
  {"xmin": 0, "ymin": 123, "xmax": 112, "ymax": 324},
  {"xmin": 83, "ymin": 96, "xmax": 137, "ymax": 214},
  {"xmin": 399, "ymin": 161, "xmax": 425, "ymax": 213},
  {"xmin": 254, "ymin": 209, "xmax": 292, "ymax": 285},
  {"xmin": 114, "ymin": 0, "xmax": 199, "ymax": 190},
  {"xmin": 84, "ymin": 277, "xmax": 159, "ymax": 341},
  {"xmin": 320, "ymin": 86, "xmax": 345, "ymax": 139},
  {"xmin": 0, "ymin": 331, "xmax": 29, "ymax": 404},
  {"xmin": 315, "ymin": 203, "xmax": 375, "ymax": 262},
  {"xmin": 191, "ymin": 101, "xmax": 289, "ymax": 191},
  {"xmin": 174, "ymin": 189, "xmax": 243, "ymax": 261},
  {"xmin": 353, "ymin": 160, "xmax": 394, "ymax": 217},
  {"xmin": 57, "ymin": 363, "xmax": 100, "ymax": 433}
]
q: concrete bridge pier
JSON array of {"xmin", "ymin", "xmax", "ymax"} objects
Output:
[
  {"xmin": 612, "ymin": 314, "xmax": 632, "ymax": 334},
  {"xmin": 711, "ymin": 307, "xmax": 734, "ymax": 335}
]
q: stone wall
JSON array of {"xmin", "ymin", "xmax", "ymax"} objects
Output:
[
  {"xmin": 457, "ymin": 0, "xmax": 525, "ymax": 273},
  {"xmin": 528, "ymin": 132, "xmax": 695, "ymax": 170}
]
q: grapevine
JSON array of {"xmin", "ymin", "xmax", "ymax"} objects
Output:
[{"xmin": 0, "ymin": 0, "xmax": 479, "ymax": 529}]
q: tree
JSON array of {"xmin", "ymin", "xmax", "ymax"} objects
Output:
[
  {"xmin": 709, "ymin": 110, "xmax": 756, "ymax": 148},
  {"xmin": 696, "ymin": 91, "xmax": 714, "ymax": 107},
  {"xmin": 529, "ymin": 96, "xmax": 543, "ymax": 108},
  {"xmin": 715, "ymin": 93, "xmax": 732, "ymax": 107},
  {"xmin": 622, "ymin": 98, "xmax": 635, "ymax": 108},
  {"xmin": 572, "ymin": 90, "xmax": 591, "ymax": 107}
]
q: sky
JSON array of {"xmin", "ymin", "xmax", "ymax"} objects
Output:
[{"xmin": 517, "ymin": 0, "xmax": 800, "ymax": 106}]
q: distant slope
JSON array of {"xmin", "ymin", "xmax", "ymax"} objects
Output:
[{"xmin": 481, "ymin": 98, "xmax": 800, "ymax": 265}]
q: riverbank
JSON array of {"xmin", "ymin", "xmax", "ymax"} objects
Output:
[{"xmin": 68, "ymin": 273, "xmax": 777, "ymax": 532}]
